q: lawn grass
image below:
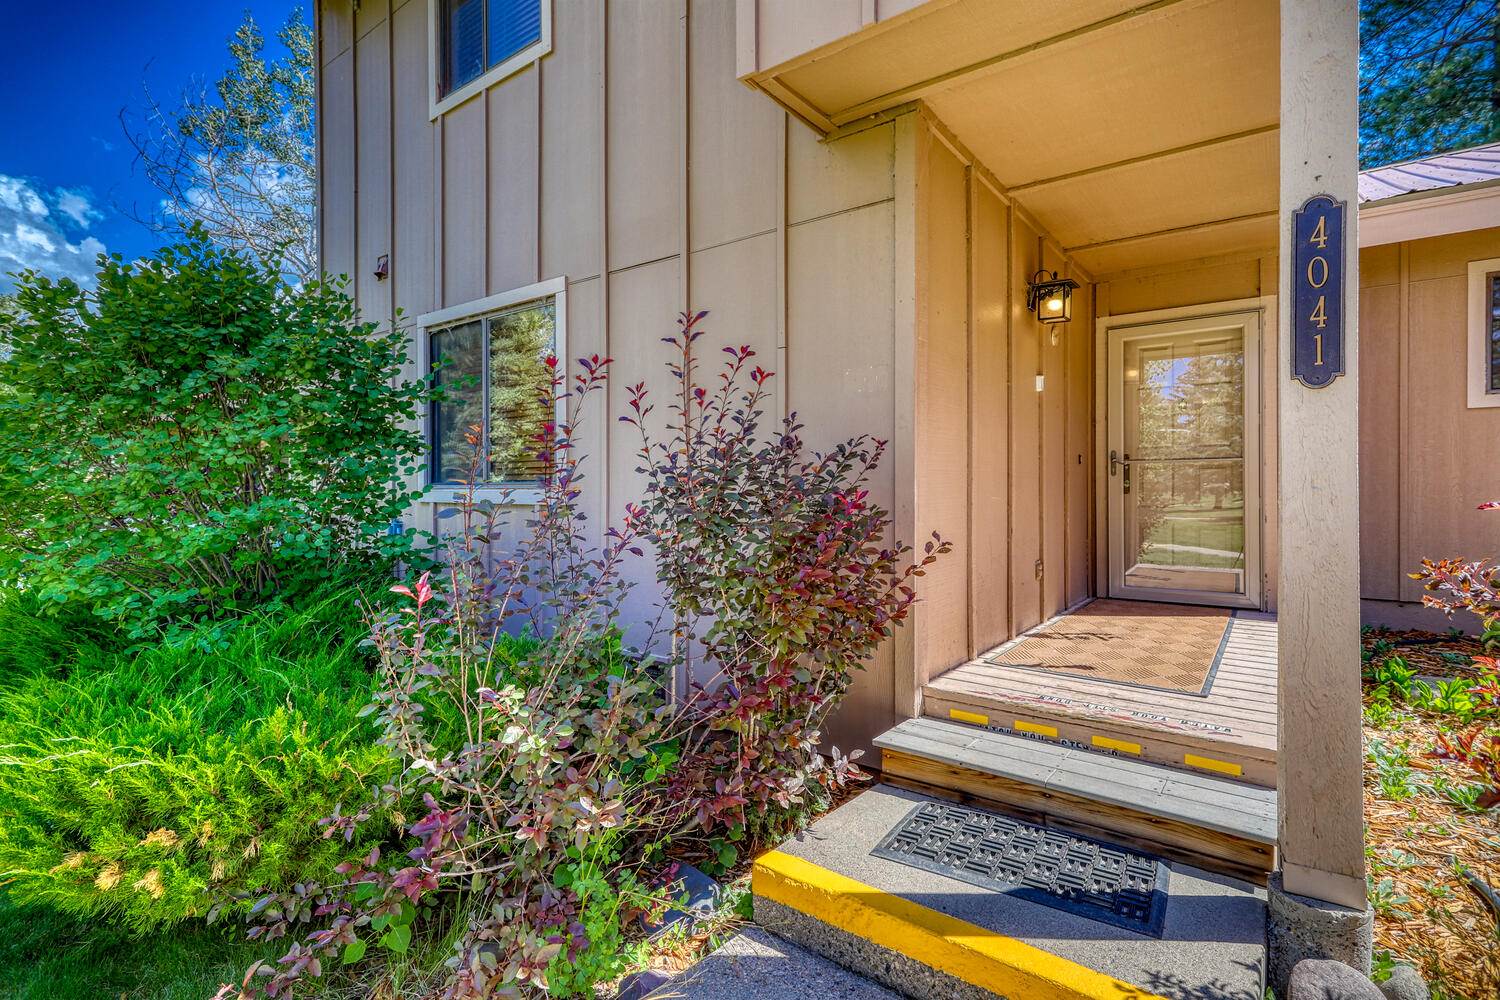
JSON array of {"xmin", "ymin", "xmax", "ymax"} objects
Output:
[{"xmin": 0, "ymin": 895, "xmax": 273, "ymax": 1000}]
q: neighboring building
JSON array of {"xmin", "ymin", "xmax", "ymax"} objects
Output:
[
  {"xmin": 1356, "ymin": 144, "xmax": 1500, "ymax": 626},
  {"xmin": 316, "ymin": 0, "xmax": 1497, "ymax": 991}
]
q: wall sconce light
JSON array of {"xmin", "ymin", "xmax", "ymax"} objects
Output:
[
  {"xmin": 374, "ymin": 254, "xmax": 390, "ymax": 281},
  {"xmin": 1026, "ymin": 270, "xmax": 1079, "ymax": 324}
]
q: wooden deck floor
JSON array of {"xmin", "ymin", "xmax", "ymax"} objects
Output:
[{"xmin": 924, "ymin": 606, "xmax": 1279, "ymax": 786}]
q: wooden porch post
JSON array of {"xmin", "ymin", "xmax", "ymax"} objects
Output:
[{"xmin": 1275, "ymin": 0, "xmax": 1367, "ymax": 911}]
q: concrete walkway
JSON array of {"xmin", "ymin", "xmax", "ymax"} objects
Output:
[{"xmin": 663, "ymin": 925, "xmax": 901, "ymax": 999}]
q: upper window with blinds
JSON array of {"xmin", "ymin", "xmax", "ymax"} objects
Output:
[
  {"xmin": 432, "ymin": 0, "xmax": 550, "ymax": 118},
  {"xmin": 424, "ymin": 282, "xmax": 565, "ymax": 494}
]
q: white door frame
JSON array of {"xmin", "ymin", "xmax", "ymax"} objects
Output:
[{"xmin": 1093, "ymin": 298, "xmax": 1272, "ymax": 609}]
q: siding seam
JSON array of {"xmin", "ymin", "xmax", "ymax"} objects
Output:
[{"xmin": 789, "ymin": 196, "xmax": 897, "ymax": 230}]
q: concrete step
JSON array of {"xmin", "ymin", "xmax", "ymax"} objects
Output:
[
  {"xmin": 876, "ymin": 717, "xmax": 1277, "ymax": 882},
  {"xmin": 752, "ymin": 784, "xmax": 1267, "ymax": 1000}
]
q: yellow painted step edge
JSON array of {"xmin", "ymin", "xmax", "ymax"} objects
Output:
[
  {"xmin": 1184, "ymin": 753, "xmax": 1243, "ymax": 777},
  {"xmin": 948, "ymin": 708, "xmax": 989, "ymax": 727},
  {"xmin": 1091, "ymin": 735, "xmax": 1142, "ymax": 755},
  {"xmin": 1015, "ymin": 720, "xmax": 1059, "ymax": 738},
  {"xmin": 752, "ymin": 850, "xmax": 1167, "ymax": 1000}
]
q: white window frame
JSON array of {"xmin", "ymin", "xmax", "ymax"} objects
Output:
[
  {"xmin": 417, "ymin": 276, "xmax": 568, "ymax": 506},
  {"xmin": 1465, "ymin": 257, "xmax": 1500, "ymax": 409},
  {"xmin": 428, "ymin": 0, "xmax": 552, "ymax": 120}
]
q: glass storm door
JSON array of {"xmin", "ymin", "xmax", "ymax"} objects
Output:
[{"xmin": 1106, "ymin": 313, "xmax": 1261, "ymax": 607}]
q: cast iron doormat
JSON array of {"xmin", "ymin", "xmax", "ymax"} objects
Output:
[{"xmin": 870, "ymin": 801, "xmax": 1169, "ymax": 936}]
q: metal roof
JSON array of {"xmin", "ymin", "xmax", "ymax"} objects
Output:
[{"xmin": 1358, "ymin": 142, "xmax": 1500, "ymax": 204}]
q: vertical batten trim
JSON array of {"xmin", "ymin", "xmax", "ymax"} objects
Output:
[
  {"xmin": 1396, "ymin": 241, "xmax": 1410, "ymax": 599},
  {"xmin": 677, "ymin": 0, "xmax": 692, "ymax": 698},
  {"xmin": 891, "ymin": 112, "xmax": 919, "ymax": 719},
  {"xmin": 535, "ymin": 52, "xmax": 545, "ymax": 284},
  {"xmin": 481, "ymin": 78, "xmax": 491, "ymax": 294},
  {"xmin": 1035, "ymin": 231, "xmax": 1046, "ymax": 627},
  {"xmin": 600, "ymin": 0, "xmax": 612, "ymax": 528},
  {"xmin": 680, "ymin": 0, "xmax": 692, "ymax": 314},
  {"xmin": 1005, "ymin": 204, "xmax": 1017, "ymax": 640},
  {"xmin": 965, "ymin": 166, "xmax": 977, "ymax": 658},
  {"xmin": 351, "ymin": 17, "xmax": 361, "ymax": 313},
  {"xmin": 434, "ymin": 114, "xmax": 444, "ymax": 307},
  {"xmin": 1092, "ymin": 282, "xmax": 1111, "ymax": 601},
  {"xmin": 387, "ymin": 11, "xmax": 397, "ymax": 332},
  {"xmin": 775, "ymin": 111, "xmax": 789, "ymax": 422}
]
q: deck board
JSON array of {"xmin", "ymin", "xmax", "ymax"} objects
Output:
[{"xmin": 926, "ymin": 612, "xmax": 1280, "ymax": 754}]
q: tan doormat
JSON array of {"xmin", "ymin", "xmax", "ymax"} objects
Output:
[{"xmin": 980, "ymin": 599, "xmax": 1233, "ymax": 697}]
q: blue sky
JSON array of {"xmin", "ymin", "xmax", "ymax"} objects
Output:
[{"xmin": 0, "ymin": 2, "xmax": 310, "ymax": 293}]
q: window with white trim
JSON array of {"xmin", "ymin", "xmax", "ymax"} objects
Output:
[
  {"xmin": 1485, "ymin": 273, "xmax": 1500, "ymax": 394},
  {"xmin": 1465, "ymin": 257, "xmax": 1500, "ymax": 408},
  {"xmin": 433, "ymin": 0, "xmax": 549, "ymax": 117},
  {"xmin": 424, "ymin": 283, "xmax": 564, "ymax": 491}
]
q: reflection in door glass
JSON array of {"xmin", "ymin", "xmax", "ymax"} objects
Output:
[{"xmin": 1122, "ymin": 332, "xmax": 1246, "ymax": 596}]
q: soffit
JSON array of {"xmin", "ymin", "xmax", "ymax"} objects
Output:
[
  {"xmin": 749, "ymin": 0, "xmax": 1282, "ymax": 273},
  {"xmin": 920, "ymin": 0, "xmax": 1278, "ymax": 187}
]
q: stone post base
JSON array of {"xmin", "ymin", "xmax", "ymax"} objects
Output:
[{"xmin": 1267, "ymin": 872, "xmax": 1374, "ymax": 998}]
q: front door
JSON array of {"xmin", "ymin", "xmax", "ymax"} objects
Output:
[{"xmin": 1106, "ymin": 311, "xmax": 1261, "ymax": 607}]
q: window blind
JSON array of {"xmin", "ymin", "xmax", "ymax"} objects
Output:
[{"xmin": 487, "ymin": 0, "xmax": 543, "ymax": 70}]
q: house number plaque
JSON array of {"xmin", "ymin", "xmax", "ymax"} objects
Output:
[{"xmin": 1290, "ymin": 194, "xmax": 1346, "ymax": 388}]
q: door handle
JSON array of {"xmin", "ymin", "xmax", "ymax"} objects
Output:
[{"xmin": 1111, "ymin": 451, "xmax": 1132, "ymax": 493}]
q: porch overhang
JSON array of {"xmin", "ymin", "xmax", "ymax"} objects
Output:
[{"xmin": 739, "ymin": 0, "xmax": 1280, "ymax": 277}]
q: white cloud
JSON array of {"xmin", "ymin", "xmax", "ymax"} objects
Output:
[
  {"xmin": 54, "ymin": 188, "xmax": 102, "ymax": 228},
  {"xmin": 0, "ymin": 175, "xmax": 110, "ymax": 293}
]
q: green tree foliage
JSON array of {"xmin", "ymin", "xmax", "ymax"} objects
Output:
[
  {"xmin": 1361, "ymin": 0, "xmax": 1500, "ymax": 167},
  {"xmin": 0, "ymin": 235, "xmax": 429, "ymax": 640},
  {"xmin": 126, "ymin": 10, "xmax": 316, "ymax": 281}
]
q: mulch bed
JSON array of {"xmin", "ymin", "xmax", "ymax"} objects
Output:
[
  {"xmin": 1364, "ymin": 627, "xmax": 1490, "ymax": 679},
  {"xmin": 1363, "ymin": 630, "xmax": 1499, "ymax": 1000}
]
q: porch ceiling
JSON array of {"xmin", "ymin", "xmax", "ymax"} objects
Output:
[{"xmin": 745, "ymin": 0, "xmax": 1281, "ymax": 276}]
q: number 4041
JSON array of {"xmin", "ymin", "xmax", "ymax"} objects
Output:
[{"xmin": 1306, "ymin": 214, "xmax": 1330, "ymax": 363}]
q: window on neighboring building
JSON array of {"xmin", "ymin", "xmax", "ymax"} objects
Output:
[
  {"xmin": 438, "ymin": 0, "xmax": 546, "ymax": 106},
  {"xmin": 1488, "ymin": 272, "xmax": 1500, "ymax": 394},
  {"xmin": 1466, "ymin": 258, "xmax": 1500, "ymax": 408},
  {"xmin": 426, "ymin": 286, "xmax": 562, "ymax": 489}
]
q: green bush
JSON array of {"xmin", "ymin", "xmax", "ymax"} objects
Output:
[
  {"xmin": 0, "ymin": 586, "xmax": 397, "ymax": 932},
  {"xmin": 0, "ymin": 234, "xmax": 429, "ymax": 640}
]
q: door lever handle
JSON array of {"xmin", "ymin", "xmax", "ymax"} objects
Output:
[{"xmin": 1111, "ymin": 451, "xmax": 1132, "ymax": 492}]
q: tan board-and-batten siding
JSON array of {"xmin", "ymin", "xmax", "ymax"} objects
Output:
[
  {"xmin": 1359, "ymin": 228, "xmax": 1500, "ymax": 620},
  {"xmin": 316, "ymin": 0, "xmax": 1099, "ymax": 753}
]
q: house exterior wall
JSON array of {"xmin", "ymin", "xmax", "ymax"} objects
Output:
[
  {"xmin": 1359, "ymin": 227, "xmax": 1500, "ymax": 627},
  {"xmin": 903, "ymin": 114, "xmax": 1095, "ymax": 715},
  {"xmin": 318, "ymin": 0, "xmax": 915, "ymax": 754},
  {"xmin": 316, "ymin": 0, "xmax": 1099, "ymax": 753}
]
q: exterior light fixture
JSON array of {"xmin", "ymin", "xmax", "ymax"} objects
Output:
[{"xmin": 1026, "ymin": 270, "xmax": 1080, "ymax": 324}]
